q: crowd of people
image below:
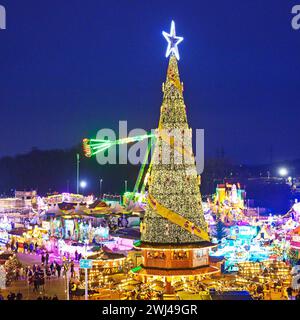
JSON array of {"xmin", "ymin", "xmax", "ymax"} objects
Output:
[
  {"xmin": 8, "ymin": 240, "xmax": 40, "ymax": 254},
  {"xmin": 0, "ymin": 240, "xmax": 82, "ymax": 300},
  {"xmin": 24, "ymin": 252, "xmax": 77, "ymax": 293},
  {"xmin": 245, "ymin": 280, "xmax": 300, "ymax": 300},
  {"xmin": 0, "ymin": 292, "xmax": 23, "ymax": 300},
  {"xmin": 0, "ymin": 292, "xmax": 60, "ymax": 300}
]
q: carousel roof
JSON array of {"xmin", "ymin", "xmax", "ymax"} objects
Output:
[
  {"xmin": 131, "ymin": 265, "xmax": 220, "ymax": 277},
  {"xmin": 131, "ymin": 202, "xmax": 145, "ymax": 213},
  {"xmin": 126, "ymin": 200, "xmax": 135, "ymax": 211},
  {"xmin": 89, "ymin": 200, "xmax": 109, "ymax": 209},
  {"xmin": 58, "ymin": 202, "xmax": 76, "ymax": 211},
  {"xmin": 111, "ymin": 203, "xmax": 125, "ymax": 213},
  {"xmin": 135, "ymin": 241, "xmax": 217, "ymax": 250},
  {"xmin": 87, "ymin": 249, "xmax": 126, "ymax": 261}
]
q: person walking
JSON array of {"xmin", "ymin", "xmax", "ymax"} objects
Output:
[
  {"xmin": 70, "ymin": 261, "xmax": 75, "ymax": 278},
  {"xmin": 75, "ymin": 250, "xmax": 78, "ymax": 262},
  {"xmin": 287, "ymin": 286, "xmax": 293, "ymax": 300},
  {"xmin": 45, "ymin": 252, "xmax": 49, "ymax": 265},
  {"xmin": 15, "ymin": 241, "xmax": 19, "ymax": 253},
  {"xmin": 15, "ymin": 268, "xmax": 20, "ymax": 281},
  {"xmin": 16, "ymin": 292, "xmax": 23, "ymax": 300},
  {"xmin": 56, "ymin": 264, "xmax": 62, "ymax": 278},
  {"xmin": 39, "ymin": 273, "xmax": 45, "ymax": 294},
  {"xmin": 46, "ymin": 267, "xmax": 51, "ymax": 280},
  {"xmin": 7, "ymin": 292, "xmax": 16, "ymax": 300},
  {"xmin": 33, "ymin": 273, "xmax": 39, "ymax": 293},
  {"xmin": 10, "ymin": 240, "xmax": 14, "ymax": 252},
  {"xmin": 41, "ymin": 254, "xmax": 45, "ymax": 266},
  {"xmin": 19, "ymin": 266, "xmax": 24, "ymax": 280}
]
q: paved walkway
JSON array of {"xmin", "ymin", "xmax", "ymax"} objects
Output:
[{"xmin": 0, "ymin": 253, "xmax": 69, "ymax": 300}]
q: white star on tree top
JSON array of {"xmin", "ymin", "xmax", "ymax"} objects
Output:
[{"xmin": 162, "ymin": 20, "xmax": 184, "ymax": 60}]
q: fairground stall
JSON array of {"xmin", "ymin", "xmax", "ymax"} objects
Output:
[{"xmin": 79, "ymin": 249, "xmax": 127, "ymax": 292}]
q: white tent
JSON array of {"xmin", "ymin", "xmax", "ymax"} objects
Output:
[
  {"xmin": 126, "ymin": 200, "xmax": 135, "ymax": 211},
  {"xmin": 111, "ymin": 203, "xmax": 125, "ymax": 214},
  {"xmin": 131, "ymin": 202, "xmax": 145, "ymax": 213}
]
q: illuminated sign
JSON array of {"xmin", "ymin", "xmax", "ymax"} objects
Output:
[
  {"xmin": 46, "ymin": 193, "xmax": 86, "ymax": 204},
  {"xmin": 80, "ymin": 259, "xmax": 93, "ymax": 269},
  {"xmin": 230, "ymin": 226, "xmax": 257, "ymax": 238}
]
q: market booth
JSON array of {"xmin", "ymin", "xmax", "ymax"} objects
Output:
[
  {"xmin": 8, "ymin": 226, "xmax": 49, "ymax": 251},
  {"xmin": 290, "ymin": 226, "xmax": 300, "ymax": 259},
  {"xmin": 79, "ymin": 249, "xmax": 126, "ymax": 291},
  {"xmin": 236, "ymin": 260, "xmax": 292, "ymax": 288}
]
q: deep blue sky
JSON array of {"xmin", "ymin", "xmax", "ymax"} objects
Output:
[{"xmin": 0, "ymin": 0, "xmax": 300, "ymax": 164}]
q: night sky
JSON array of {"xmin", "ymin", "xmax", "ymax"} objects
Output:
[{"xmin": 1, "ymin": 0, "xmax": 300, "ymax": 164}]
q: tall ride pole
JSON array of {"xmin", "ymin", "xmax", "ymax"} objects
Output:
[
  {"xmin": 100, "ymin": 179, "xmax": 103, "ymax": 199},
  {"xmin": 76, "ymin": 153, "xmax": 80, "ymax": 194}
]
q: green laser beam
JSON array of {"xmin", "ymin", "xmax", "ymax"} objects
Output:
[{"xmin": 84, "ymin": 133, "xmax": 156, "ymax": 157}]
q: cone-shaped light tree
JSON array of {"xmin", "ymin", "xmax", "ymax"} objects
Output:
[{"xmin": 141, "ymin": 24, "xmax": 208, "ymax": 245}]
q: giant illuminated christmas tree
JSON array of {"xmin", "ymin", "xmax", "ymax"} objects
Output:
[
  {"xmin": 133, "ymin": 22, "xmax": 218, "ymax": 287},
  {"xmin": 141, "ymin": 22, "xmax": 208, "ymax": 245}
]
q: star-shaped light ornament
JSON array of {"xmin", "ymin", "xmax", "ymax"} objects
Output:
[{"xmin": 162, "ymin": 20, "xmax": 184, "ymax": 60}]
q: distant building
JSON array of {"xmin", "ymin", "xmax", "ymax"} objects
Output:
[{"xmin": 0, "ymin": 191, "xmax": 36, "ymax": 213}]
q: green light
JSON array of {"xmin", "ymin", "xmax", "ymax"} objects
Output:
[{"xmin": 83, "ymin": 133, "xmax": 155, "ymax": 157}]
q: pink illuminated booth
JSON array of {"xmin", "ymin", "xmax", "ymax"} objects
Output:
[{"xmin": 290, "ymin": 226, "xmax": 300, "ymax": 259}]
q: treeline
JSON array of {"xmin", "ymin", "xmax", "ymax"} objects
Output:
[{"xmin": 0, "ymin": 147, "xmax": 299, "ymax": 213}]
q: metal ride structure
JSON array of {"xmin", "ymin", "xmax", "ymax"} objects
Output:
[{"xmin": 83, "ymin": 133, "xmax": 155, "ymax": 198}]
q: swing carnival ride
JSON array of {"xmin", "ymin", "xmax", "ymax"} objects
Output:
[
  {"xmin": 83, "ymin": 133, "xmax": 155, "ymax": 201},
  {"xmin": 83, "ymin": 21, "xmax": 219, "ymax": 291}
]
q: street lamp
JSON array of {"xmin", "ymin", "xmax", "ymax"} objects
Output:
[
  {"xmin": 76, "ymin": 153, "xmax": 80, "ymax": 194},
  {"xmin": 278, "ymin": 167, "xmax": 288, "ymax": 177},
  {"xmin": 100, "ymin": 179, "xmax": 103, "ymax": 199},
  {"xmin": 80, "ymin": 180, "xmax": 87, "ymax": 194}
]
